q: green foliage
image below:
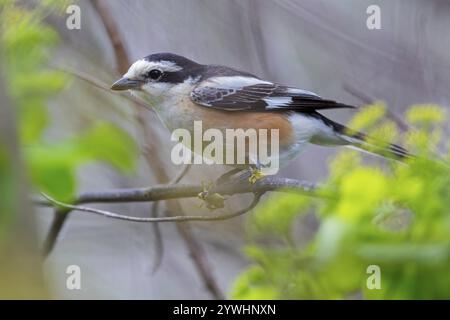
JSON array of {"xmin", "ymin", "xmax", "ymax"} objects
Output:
[
  {"xmin": 26, "ymin": 122, "xmax": 138, "ymax": 202},
  {"xmin": 1, "ymin": 1, "xmax": 138, "ymax": 202},
  {"xmin": 232, "ymin": 105, "xmax": 450, "ymax": 300},
  {"xmin": 76, "ymin": 123, "xmax": 138, "ymax": 173},
  {"xmin": 249, "ymin": 193, "xmax": 311, "ymax": 238},
  {"xmin": 348, "ymin": 101, "xmax": 386, "ymax": 131}
]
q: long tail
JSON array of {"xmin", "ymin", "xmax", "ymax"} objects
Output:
[
  {"xmin": 340, "ymin": 131, "xmax": 410, "ymax": 160},
  {"xmin": 315, "ymin": 113, "xmax": 411, "ymax": 160}
]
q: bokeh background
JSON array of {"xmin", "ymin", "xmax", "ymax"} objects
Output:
[{"xmin": 1, "ymin": 0, "xmax": 449, "ymax": 299}]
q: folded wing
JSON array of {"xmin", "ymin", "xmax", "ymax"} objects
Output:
[{"xmin": 190, "ymin": 76, "xmax": 355, "ymax": 112}]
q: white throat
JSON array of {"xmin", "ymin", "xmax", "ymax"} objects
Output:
[{"xmin": 138, "ymin": 76, "xmax": 200, "ymax": 131}]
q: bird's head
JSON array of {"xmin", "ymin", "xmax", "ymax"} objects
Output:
[{"xmin": 111, "ymin": 52, "xmax": 203, "ymax": 97}]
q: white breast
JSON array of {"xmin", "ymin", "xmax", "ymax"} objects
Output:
[{"xmin": 142, "ymin": 78, "xmax": 199, "ymax": 131}]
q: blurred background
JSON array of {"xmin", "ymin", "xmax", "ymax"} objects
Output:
[{"xmin": 0, "ymin": 0, "xmax": 449, "ymax": 299}]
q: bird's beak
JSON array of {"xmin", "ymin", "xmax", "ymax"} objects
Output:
[{"xmin": 110, "ymin": 77, "xmax": 142, "ymax": 91}]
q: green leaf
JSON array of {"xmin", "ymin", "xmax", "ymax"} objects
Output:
[
  {"xmin": 231, "ymin": 266, "xmax": 279, "ymax": 300},
  {"xmin": 76, "ymin": 122, "xmax": 138, "ymax": 173},
  {"xmin": 336, "ymin": 168, "xmax": 388, "ymax": 223},
  {"xmin": 348, "ymin": 102, "xmax": 386, "ymax": 131},
  {"xmin": 406, "ymin": 104, "xmax": 446, "ymax": 126},
  {"xmin": 26, "ymin": 145, "xmax": 78, "ymax": 202},
  {"xmin": 234, "ymin": 104, "xmax": 450, "ymax": 300},
  {"xmin": 249, "ymin": 193, "xmax": 311, "ymax": 237},
  {"xmin": 19, "ymin": 102, "xmax": 48, "ymax": 143}
]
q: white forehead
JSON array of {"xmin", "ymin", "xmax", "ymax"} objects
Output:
[{"xmin": 124, "ymin": 59, "xmax": 182, "ymax": 78}]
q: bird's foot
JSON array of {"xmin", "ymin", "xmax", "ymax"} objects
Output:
[
  {"xmin": 248, "ymin": 166, "xmax": 265, "ymax": 184},
  {"xmin": 197, "ymin": 181, "xmax": 225, "ymax": 210}
]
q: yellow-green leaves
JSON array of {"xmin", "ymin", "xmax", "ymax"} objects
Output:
[
  {"xmin": 336, "ymin": 168, "xmax": 388, "ymax": 223},
  {"xmin": 404, "ymin": 105, "xmax": 446, "ymax": 154},
  {"xmin": 27, "ymin": 147, "xmax": 78, "ymax": 203},
  {"xmin": 1, "ymin": 2, "xmax": 139, "ymax": 202},
  {"xmin": 406, "ymin": 104, "xmax": 446, "ymax": 126},
  {"xmin": 233, "ymin": 104, "xmax": 450, "ymax": 300},
  {"xmin": 77, "ymin": 122, "xmax": 138, "ymax": 174},
  {"xmin": 1, "ymin": 4, "xmax": 64, "ymax": 145},
  {"xmin": 348, "ymin": 102, "xmax": 386, "ymax": 131},
  {"xmin": 26, "ymin": 123, "xmax": 138, "ymax": 202},
  {"xmin": 249, "ymin": 193, "xmax": 311, "ymax": 237},
  {"xmin": 232, "ymin": 266, "xmax": 279, "ymax": 300}
]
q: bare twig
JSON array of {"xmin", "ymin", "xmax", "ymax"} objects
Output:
[
  {"xmin": 42, "ymin": 191, "xmax": 264, "ymax": 223},
  {"xmin": 34, "ymin": 177, "xmax": 318, "ymax": 206},
  {"xmin": 170, "ymin": 164, "xmax": 191, "ymax": 184},
  {"xmin": 55, "ymin": 66, "xmax": 152, "ymax": 112},
  {"xmin": 150, "ymin": 164, "xmax": 191, "ymax": 273},
  {"xmin": 42, "ymin": 208, "xmax": 70, "ymax": 257},
  {"xmin": 40, "ymin": 167, "xmax": 288, "ymax": 301},
  {"xmin": 150, "ymin": 201, "xmax": 163, "ymax": 273},
  {"xmin": 92, "ymin": 0, "xmax": 130, "ymax": 74}
]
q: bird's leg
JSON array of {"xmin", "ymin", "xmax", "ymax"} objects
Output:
[
  {"xmin": 220, "ymin": 159, "xmax": 266, "ymax": 185},
  {"xmin": 197, "ymin": 181, "xmax": 225, "ymax": 210},
  {"xmin": 197, "ymin": 168, "xmax": 244, "ymax": 210},
  {"xmin": 246, "ymin": 156, "xmax": 266, "ymax": 184},
  {"xmin": 248, "ymin": 163, "xmax": 265, "ymax": 184}
]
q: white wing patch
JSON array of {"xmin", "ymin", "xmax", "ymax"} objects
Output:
[
  {"xmin": 190, "ymin": 75, "xmax": 348, "ymax": 112},
  {"xmin": 286, "ymin": 87, "xmax": 320, "ymax": 98},
  {"xmin": 263, "ymin": 97, "xmax": 292, "ymax": 108},
  {"xmin": 203, "ymin": 76, "xmax": 272, "ymax": 89},
  {"xmin": 190, "ymin": 76, "xmax": 275, "ymax": 108}
]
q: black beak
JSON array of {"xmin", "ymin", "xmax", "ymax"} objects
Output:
[{"xmin": 110, "ymin": 77, "xmax": 142, "ymax": 91}]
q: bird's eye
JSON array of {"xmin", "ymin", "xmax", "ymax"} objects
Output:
[{"xmin": 145, "ymin": 69, "xmax": 162, "ymax": 80}]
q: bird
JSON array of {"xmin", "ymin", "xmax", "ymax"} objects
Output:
[{"xmin": 111, "ymin": 52, "xmax": 408, "ymax": 182}]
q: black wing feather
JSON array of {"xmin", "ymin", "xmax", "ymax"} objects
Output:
[{"xmin": 191, "ymin": 79, "xmax": 355, "ymax": 112}]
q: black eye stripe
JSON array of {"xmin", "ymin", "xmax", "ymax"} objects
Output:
[
  {"xmin": 145, "ymin": 69, "xmax": 162, "ymax": 80},
  {"xmin": 140, "ymin": 64, "xmax": 204, "ymax": 84}
]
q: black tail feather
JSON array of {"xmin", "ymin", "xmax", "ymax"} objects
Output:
[{"xmin": 312, "ymin": 112, "xmax": 411, "ymax": 161}]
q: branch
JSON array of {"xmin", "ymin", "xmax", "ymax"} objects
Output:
[
  {"xmin": 41, "ymin": 191, "xmax": 264, "ymax": 223},
  {"xmin": 42, "ymin": 208, "xmax": 70, "ymax": 257},
  {"xmin": 170, "ymin": 163, "xmax": 191, "ymax": 184},
  {"xmin": 70, "ymin": 177, "xmax": 316, "ymax": 205},
  {"xmin": 150, "ymin": 164, "xmax": 190, "ymax": 272},
  {"xmin": 35, "ymin": 177, "xmax": 318, "ymax": 208},
  {"xmin": 55, "ymin": 66, "xmax": 153, "ymax": 112},
  {"xmin": 150, "ymin": 201, "xmax": 163, "ymax": 273},
  {"xmin": 92, "ymin": 0, "xmax": 130, "ymax": 74}
]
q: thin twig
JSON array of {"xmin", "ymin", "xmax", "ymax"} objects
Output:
[
  {"xmin": 92, "ymin": 0, "xmax": 130, "ymax": 74},
  {"xmin": 35, "ymin": 176, "xmax": 317, "ymax": 261},
  {"xmin": 55, "ymin": 66, "xmax": 153, "ymax": 112},
  {"xmin": 150, "ymin": 201, "xmax": 163, "ymax": 273},
  {"xmin": 42, "ymin": 208, "xmax": 70, "ymax": 257},
  {"xmin": 34, "ymin": 177, "xmax": 318, "ymax": 206},
  {"xmin": 150, "ymin": 164, "xmax": 191, "ymax": 273},
  {"xmin": 170, "ymin": 164, "xmax": 191, "ymax": 184},
  {"xmin": 42, "ymin": 192, "xmax": 263, "ymax": 223}
]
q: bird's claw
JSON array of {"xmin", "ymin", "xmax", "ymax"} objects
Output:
[
  {"xmin": 197, "ymin": 181, "xmax": 225, "ymax": 210},
  {"xmin": 248, "ymin": 167, "xmax": 265, "ymax": 184}
]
